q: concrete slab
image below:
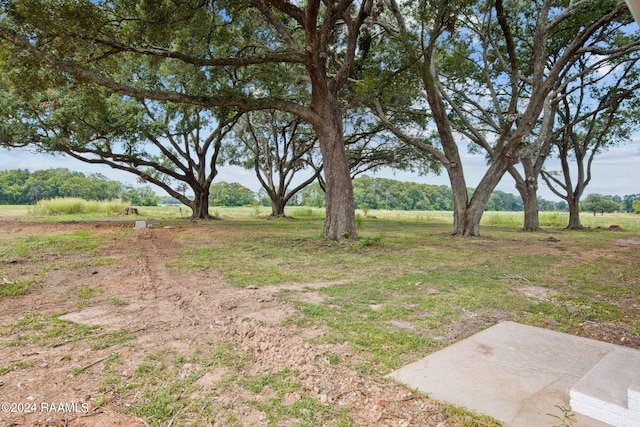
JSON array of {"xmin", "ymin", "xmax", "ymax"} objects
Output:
[
  {"xmin": 570, "ymin": 348, "xmax": 640, "ymax": 427},
  {"xmin": 387, "ymin": 321, "xmax": 623, "ymax": 427}
]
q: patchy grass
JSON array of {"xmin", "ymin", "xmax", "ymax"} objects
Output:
[
  {"xmin": 3, "ymin": 313, "xmax": 96, "ymax": 347},
  {"xmin": 123, "ymin": 345, "xmax": 353, "ymax": 427},
  {"xmin": 0, "ymin": 360, "xmax": 35, "ymax": 376},
  {"xmin": 172, "ymin": 216, "xmax": 640, "ymax": 373},
  {"xmin": 1, "ymin": 313, "xmax": 135, "ymax": 350},
  {"xmin": 108, "ymin": 297, "xmax": 127, "ymax": 306},
  {"xmin": 0, "ymin": 208, "xmax": 638, "ymax": 426},
  {"xmin": 0, "ymin": 230, "xmax": 106, "ymax": 261},
  {"xmin": 440, "ymin": 403, "xmax": 510, "ymax": 427},
  {"xmin": 0, "ymin": 230, "xmax": 113, "ymax": 299}
]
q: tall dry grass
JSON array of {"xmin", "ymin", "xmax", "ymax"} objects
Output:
[{"xmin": 29, "ymin": 198, "xmax": 127, "ymax": 216}]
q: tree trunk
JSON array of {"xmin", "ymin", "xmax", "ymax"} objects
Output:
[
  {"xmin": 458, "ymin": 196, "xmax": 484, "ymax": 237},
  {"xmin": 190, "ymin": 188, "xmax": 211, "ymax": 219},
  {"xmin": 566, "ymin": 196, "xmax": 583, "ymax": 229},
  {"xmin": 455, "ymin": 157, "xmax": 513, "ymax": 236},
  {"xmin": 521, "ymin": 187, "xmax": 541, "ymax": 231},
  {"xmin": 314, "ymin": 103, "xmax": 356, "ymax": 241},
  {"xmin": 270, "ymin": 197, "xmax": 286, "ymax": 217},
  {"xmin": 446, "ymin": 164, "xmax": 469, "ymax": 235},
  {"xmin": 511, "ymin": 157, "xmax": 543, "ymax": 232}
]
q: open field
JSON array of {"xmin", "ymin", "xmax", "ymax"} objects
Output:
[
  {"xmin": 0, "ymin": 205, "xmax": 639, "ymax": 426},
  {"xmin": 14, "ymin": 202, "xmax": 640, "ymax": 231}
]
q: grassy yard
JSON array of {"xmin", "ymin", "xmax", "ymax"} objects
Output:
[
  {"xmin": 169, "ymin": 210, "xmax": 640, "ymax": 370},
  {"xmin": 0, "ymin": 204, "xmax": 639, "ymax": 426},
  {"xmin": 6, "ymin": 200, "xmax": 638, "ymax": 231}
]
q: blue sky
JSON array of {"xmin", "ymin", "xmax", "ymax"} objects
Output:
[{"xmin": 2, "ymin": 136, "xmax": 639, "ymax": 202}]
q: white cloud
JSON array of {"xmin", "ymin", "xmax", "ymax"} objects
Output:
[{"xmin": 1, "ymin": 147, "xmax": 141, "ymax": 187}]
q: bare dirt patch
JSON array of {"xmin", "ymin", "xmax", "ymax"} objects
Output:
[
  {"xmin": 1, "ymin": 222, "xmax": 449, "ymax": 426},
  {"xmin": 615, "ymin": 238, "xmax": 640, "ymax": 245}
]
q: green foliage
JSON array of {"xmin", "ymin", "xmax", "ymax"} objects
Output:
[
  {"xmin": 0, "ymin": 168, "xmax": 122, "ymax": 204},
  {"xmin": 121, "ymin": 186, "xmax": 160, "ymax": 206},
  {"xmin": 623, "ymin": 194, "xmax": 640, "ymax": 213},
  {"xmin": 539, "ymin": 197, "xmax": 568, "ymax": 212},
  {"xmin": 352, "ymin": 176, "xmax": 454, "ymax": 210},
  {"xmin": 299, "ymin": 176, "xmax": 564, "ymax": 212},
  {"xmin": 581, "ymin": 193, "xmax": 620, "ymax": 216},
  {"xmin": 633, "ymin": 200, "xmax": 640, "ymax": 214},
  {"xmin": 298, "ymin": 183, "xmax": 326, "ymax": 208},
  {"xmin": 209, "ymin": 181, "xmax": 256, "ymax": 207},
  {"xmin": 0, "ymin": 168, "xmax": 30, "ymax": 204}
]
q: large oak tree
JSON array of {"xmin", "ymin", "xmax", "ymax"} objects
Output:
[
  {"xmin": 226, "ymin": 110, "xmax": 322, "ymax": 217},
  {"xmin": 0, "ymin": 0, "xmax": 387, "ymax": 240},
  {"xmin": 378, "ymin": 0, "xmax": 636, "ymax": 235},
  {"xmin": 0, "ymin": 79, "xmax": 241, "ymax": 218},
  {"xmin": 541, "ymin": 59, "xmax": 640, "ymax": 229}
]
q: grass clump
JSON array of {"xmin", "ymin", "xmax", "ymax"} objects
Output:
[
  {"xmin": 77, "ymin": 286, "xmax": 99, "ymax": 299},
  {"xmin": 30, "ymin": 198, "xmax": 127, "ymax": 216},
  {"xmin": 4, "ymin": 313, "xmax": 134, "ymax": 350},
  {"xmin": 0, "ymin": 360, "xmax": 35, "ymax": 376},
  {"xmin": 128, "ymin": 377, "xmax": 196, "ymax": 423},
  {"xmin": 0, "ymin": 279, "xmax": 32, "ymax": 297},
  {"xmin": 439, "ymin": 402, "xmax": 503, "ymax": 426},
  {"xmin": 242, "ymin": 369, "xmax": 352, "ymax": 426}
]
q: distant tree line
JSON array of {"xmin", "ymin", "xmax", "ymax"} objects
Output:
[
  {"xmin": 0, "ymin": 168, "xmax": 159, "ymax": 206},
  {"xmin": 3, "ymin": 169, "xmax": 639, "ymax": 216},
  {"xmin": 297, "ymin": 176, "xmax": 571, "ymax": 212}
]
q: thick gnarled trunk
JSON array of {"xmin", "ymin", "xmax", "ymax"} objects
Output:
[
  {"xmin": 513, "ymin": 161, "xmax": 542, "ymax": 232},
  {"xmin": 521, "ymin": 187, "xmax": 541, "ymax": 232},
  {"xmin": 270, "ymin": 197, "xmax": 286, "ymax": 217},
  {"xmin": 453, "ymin": 156, "xmax": 514, "ymax": 236},
  {"xmin": 566, "ymin": 196, "xmax": 583, "ymax": 229},
  {"xmin": 313, "ymin": 99, "xmax": 356, "ymax": 241},
  {"xmin": 188, "ymin": 188, "xmax": 211, "ymax": 219}
]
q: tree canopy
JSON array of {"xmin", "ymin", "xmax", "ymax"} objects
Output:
[
  {"xmin": 0, "ymin": 1, "xmax": 638, "ymax": 236},
  {"xmin": 374, "ymin": 0, "xmax": 639, "ymax": 235},
  {"xmin": 0, "ymin": 0, "xmax": 398, "ymax": 239},
  {"xmin": 225, "ymin": 110, "xmax": 321, "ymax": 217},
  {"xmin": 581, "ymin": 193, "xmax": 620, "ymax": 215}
]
